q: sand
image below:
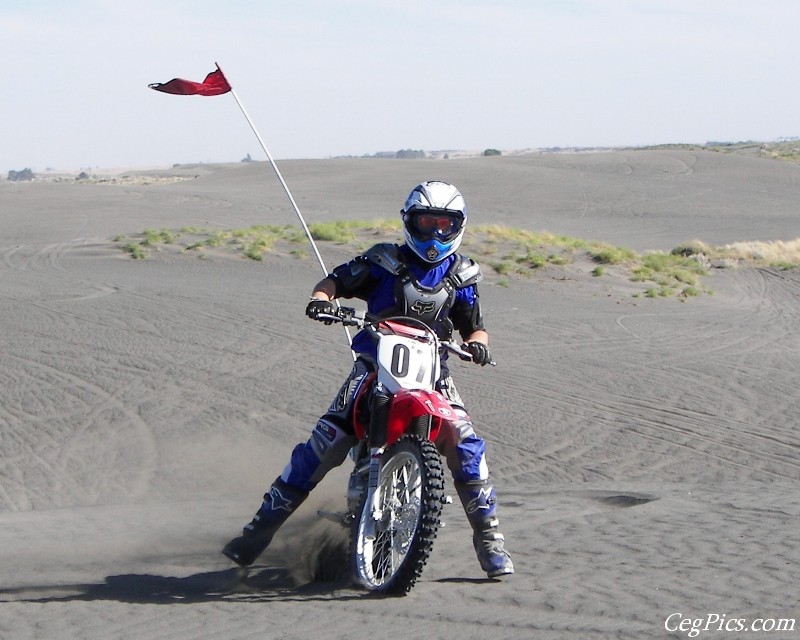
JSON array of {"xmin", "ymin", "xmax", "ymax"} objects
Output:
[{"xmin": 1, "ymin": 150, "xmax": 798, "ymax": 639}]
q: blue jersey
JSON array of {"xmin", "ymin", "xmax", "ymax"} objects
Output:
[{"xmin": 331, "ymin": 244, "xmax": 483, "ymax": 366}]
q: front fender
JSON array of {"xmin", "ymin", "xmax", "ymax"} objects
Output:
[{"xmin": 386, "ymin": 389, "xmax": 455, "ymax": 445}]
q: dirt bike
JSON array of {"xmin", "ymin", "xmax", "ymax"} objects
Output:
[{"xmin": 317, "ymin": 306, "xmax": 487, "ymax": 595}]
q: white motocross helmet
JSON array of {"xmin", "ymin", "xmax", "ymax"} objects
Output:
[{"xmin": 401, "ymin": 181, "xmax": 467, "ymax": 263}]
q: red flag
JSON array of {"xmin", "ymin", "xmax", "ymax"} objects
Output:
[{"xmin": 149, "ymin": 68, "xmax": 231, "ymax": 96}]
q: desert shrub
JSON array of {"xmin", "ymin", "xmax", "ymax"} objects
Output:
[
  {"xmin": 123, "ymin": 242, "xmax": 148, "ymax": 259},
  {"xmin": 395, "ymin": 149, "xmax": 426, "ymax": 159},
  {"xmin": 547, "ymin": 252, "xmax": 573, "ymax": 266},
  {"xmin": 142, "ymin": 228, "xmax": 176, "ymax": 245},
  {"xmin": 519, "ymin": 250, "xmax": 546, "ymax": 269},
  {"xmin": 204, "ymin": 231, "xmax": 229, "ymax": 247},
  {"xmin": 590, "ymin": 245, "xmax": 635, "ymax": 264},
  {"xmin": 8, "ymin": 168, "xmax": 35, "ymax": 181},
  {"xmin": 671, "ymin": 240, "xmax": 711, "ymax": 257},
  {"xmin": 242, "ymin": 238, "xmax": 272, "ymax": 260},
  {"xmin": 309, "ymin": 221, "xmax": 357, "ymax": 242}
]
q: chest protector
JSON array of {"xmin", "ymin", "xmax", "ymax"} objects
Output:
[{"xmin": 364, "ymin": 244, "xmax": 482, "ymax": 336}]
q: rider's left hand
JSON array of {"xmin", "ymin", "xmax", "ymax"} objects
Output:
[{"xmin": 462, "ymin": 341, "xmax": 493, "ymax": 366}]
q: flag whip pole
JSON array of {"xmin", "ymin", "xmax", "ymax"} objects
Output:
[{"xmin": 214, "ymin": 63, "xmax": 353, "ymax": 351}]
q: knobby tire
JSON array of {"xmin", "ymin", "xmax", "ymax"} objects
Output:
[{"xmin": 350, "ymin": 434, "xmax": 445, "ymax": 595}]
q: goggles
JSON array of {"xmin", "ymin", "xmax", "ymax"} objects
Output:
[{"xmin": 411, "ymin": 212, "xmax": 462, "ymax": 239}]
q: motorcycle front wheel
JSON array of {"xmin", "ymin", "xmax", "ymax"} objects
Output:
[{"xmin": 351, "ymin": 434, "xmax": 445, "ymax": 595}]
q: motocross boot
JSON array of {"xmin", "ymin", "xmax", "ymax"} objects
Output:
[
  {"xmin": 222, "ymin": 478, "xmax": 308, "ymax": 567},
  {"xmin": 455, "ymin": 478, "xmax": 515, "ymax": 578}
]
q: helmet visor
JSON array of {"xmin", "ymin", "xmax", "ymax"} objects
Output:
[{"xmin": 410, "ymin": 212, "xmax": 463, "ymax": 241}]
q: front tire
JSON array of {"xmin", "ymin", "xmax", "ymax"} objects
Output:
[{"xmin": 351, "ymin": 435, "xmax": 444, "ymax": 595}]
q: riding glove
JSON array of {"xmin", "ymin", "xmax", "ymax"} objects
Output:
[
  {"xmin": 463, "ymin": 341, "xmax": 493, "ymax": 366},
  {"xmin": 306, "ymin": 299, "xmax": 336, "ymax": 324}
]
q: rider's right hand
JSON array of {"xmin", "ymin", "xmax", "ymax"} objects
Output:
[{"xmin": 306, "ymin": 298, "xmax": 336, "ymax": 324}]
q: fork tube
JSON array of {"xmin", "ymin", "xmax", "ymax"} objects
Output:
[
  {"xmin": 368, "ymin": 384, "xmax": 391, "ymax": 450},
  {"xmin": 366, "ymin": 384, "xmax": 391, "ymax": 521}
]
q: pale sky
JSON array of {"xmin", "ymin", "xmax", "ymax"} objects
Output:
[{"xmin": 2, "ymin": 0, "xmax": 799, "ymax": 172}]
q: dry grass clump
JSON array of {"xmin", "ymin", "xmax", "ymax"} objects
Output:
[
  {"xmin": 115, "ymin": 221, "xmax": 800, "ymax": 299},
  {"xmin": 673, "ymin": 238, "xmax": 800, "ymax": 268},
  {"xmin": 719, "ymin": 239, "xmax": 800, "ymax": 266}
]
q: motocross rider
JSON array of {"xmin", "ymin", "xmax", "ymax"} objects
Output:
[{"xmin": 223, "ymin": 181, "xmax": 514, "ymax": 578}]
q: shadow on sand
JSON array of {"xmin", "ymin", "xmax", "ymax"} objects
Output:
[{"xmin": 0, "ymin": 566, "xmax": 363, "ymax": 604}]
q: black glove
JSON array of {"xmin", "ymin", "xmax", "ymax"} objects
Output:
[
  {"xmin": 462, "ymin": 341, "xmax": 493, "ymax": 366},
  {"xmin": 306, "ymin": 299, "xmax": 336, "ymax": 324}
]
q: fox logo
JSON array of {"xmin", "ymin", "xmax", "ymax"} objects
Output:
[{"xmin": 410, "ymin": 299, "xmax": 436, "ymax": 315}]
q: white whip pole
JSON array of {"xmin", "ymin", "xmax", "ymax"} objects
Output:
[{"xmin": 215, "ymin": 63, "xmax": 353, "ymax": 353}]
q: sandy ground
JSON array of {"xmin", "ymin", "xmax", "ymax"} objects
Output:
[{"xmin": 1, "ymin": 150, "xmax": 799, "ymax": 639}]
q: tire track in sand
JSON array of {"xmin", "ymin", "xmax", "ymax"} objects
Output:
[
  {"xmin": 480, "ymin": 267, "xmax": 800, "ymax": 485},
  {"xmin": 0, "ymin": 353, "xmax": 158, "ymax": 511}
]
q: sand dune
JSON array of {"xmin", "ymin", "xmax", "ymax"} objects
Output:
[{"xmin": 1, "ymin": 150, "xmax": 798, "ymax": 639}]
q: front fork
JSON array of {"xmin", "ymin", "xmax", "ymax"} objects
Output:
[
  {"xmin": 349, "ymin": 383, "xmax": 393, "ymax": 533},
  {"xmin": 344, "ymin": 446, "xmax": 385, "ymax": 538}
]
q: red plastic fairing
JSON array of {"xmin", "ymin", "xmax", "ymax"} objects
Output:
[
  {"xmin": 385, "ymin": 389, "xmax": 455, "ymax": 445},
  {"xmin": 379, "ymin": 319, "xmax": 433, "ymax": 341}
]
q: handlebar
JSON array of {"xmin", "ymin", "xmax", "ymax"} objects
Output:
[{"xmin": 317, "ymin": 306, "xmax": 495, "ymax": 366}]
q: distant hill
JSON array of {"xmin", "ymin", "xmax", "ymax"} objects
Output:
[
  {"xmin": 632, "ymin": 139, "xmax": 800, "ymax": 163},
  {"xmin": 334, "ymin": 139, "xmax": 800, "ymax": 163}
]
